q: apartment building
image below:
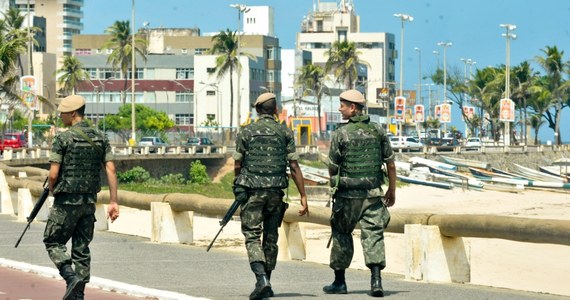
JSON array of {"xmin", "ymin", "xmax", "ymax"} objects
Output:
[
  {"xmin": 72, "ymin": 8, "xmax": 281, "ymax": 132},
  {"xmin": 295, "ymin": 0, "xmax": 396, "ymax": 125}
]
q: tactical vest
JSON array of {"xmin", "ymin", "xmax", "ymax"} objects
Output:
[
  {"xmin": 338, "ymin": 122, "xmax": 383, "ymax": 189},
  {"xmin": 55, "ymin": 127, "xmax": 105, "ymax": 194},
  {"xmin": 239, "ymin": 119, "xmax": 289, "ymax": 189}
]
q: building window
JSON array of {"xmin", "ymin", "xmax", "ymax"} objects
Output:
[
  {"xmin": 100, "ymin": 68, "xmax": 119, "ymax": 79},
  {"xmin": 181, "ymin": 48, "xmax": 188, "ymax": 54},
  {"xmin": 75, "ymin": 48, "xmax": 91, "ymax": 55},
  {"xmin": 175, "ymin": 92, "xmax": 193, "ymax": 103},
  {"xmin": 195, "ymin": 48, "xmax": 208, "ymax": 55},
  {"xmin": 85, "ymin": 68, "xmax": 97, "ymax": 79},
  {"xmin": 176, "ymin": 68, "xmax": 193, "ymax": 79},
  {"xmin": 206, "ymin": 90, "xmax": 216, "ymax": 96},
  {"xmin": 106, "ymin": 49, "xmax": 113, "ymax": 54},
  {"xmin": 207, "ymin": 67, "xmax": 216, "ymax": 74},
  {"xmin": 175, "ymin": 114, "xmax": 193, "ymax": 125},
  {"xmin": 127, "ymin": 68, "xmax": 144, "ymax": 79}
]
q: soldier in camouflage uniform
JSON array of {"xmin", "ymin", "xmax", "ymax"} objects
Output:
[
  {"xmin": 323, "ymin": 90, "xmax": 396, "ymax": 297},
  {"xmin": 44, "ymin": 95, "xmax": 120, "ymax": 300},
  {"xmin": 234, "ymin": 92, "xmax": 309, "ymax": 300}
]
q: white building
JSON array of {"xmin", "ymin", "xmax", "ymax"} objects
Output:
[{"xmin": 295, "ymin": 0, "xmax": 396, "ymax": 120}]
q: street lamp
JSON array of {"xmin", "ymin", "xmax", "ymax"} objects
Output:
[
  {"xmin": 437, "ymin": 41, "xmax": 452, "ymax": 133},
  {"xmin": 393, "ymin": 13, "xmax": 413, "ymax": 97},
  {"xmin": 500, "ymin": 23, "xmax": 517, "ymax": 146},
  {"xmin": 414, "ymin": 47, "xmax": 421, "ymax": 105},
  {"xmin": 394, "ymin": 13, "xmax": 413, "ymax": 137},
  {"xmin": 130, "ymin": 0, "xmax": 136, "ymax": 145},
  {"xmin": 230, "ymin": 3, "xmax": 250, "ymax": 132}
]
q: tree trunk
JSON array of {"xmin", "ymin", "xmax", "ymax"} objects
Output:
[{"xmin": 554, "ymin": 101, "xmax": 562, "ymax": 145}]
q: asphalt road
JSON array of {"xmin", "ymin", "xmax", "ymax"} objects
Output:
[{"xmin": 1, "ymin": 214, "xmax": 568, "ymax": 300}]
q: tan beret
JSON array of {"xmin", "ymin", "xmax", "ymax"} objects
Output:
[
  {"xmin": 339, "ymin": 89, "xmax": 366, "ymax": 105},
  {"xmin": 254, "ymin": 92, "xmax": 276, "ymax": 106},
  {"xmin": 58, "ymin": 95, "xmax": 86, "ymax": 112}
]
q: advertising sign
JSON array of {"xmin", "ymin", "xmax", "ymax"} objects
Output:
[
  {"xmin": 20, "ymin": 75, "xmax": 36, "ymax": 92},
  {"xmin": 435, "ymin": 104, "xmax": 442, "ymax": 120},
  {"xmin": 462, "ymin": 106, "xmax": 475, "ymax": 120},
  {"xmin": 440, "ymin": 103, "xmax": 452, "ymax": 123},
  {"xmin": 499, "ymin": 98, "xmax": 515, "ymax": 122},
  {"xmin": 414, "ymin": 104, "xmax": 424, "ymax": 123},
  {"xmin": 394, "ymin": 96, "xmax": 406, "ymax": 122}
]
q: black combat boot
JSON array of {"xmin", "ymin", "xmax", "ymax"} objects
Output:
[
  {"xmin": 59, "ymin": 264, "xmax": 84, "ymax": 300},
  {"xmin": 370, "ymin": 265, "xmax": 384, "ymax": 297},
  {"xmin": 322, "ymin": 269, "xmax": 347, "ymax": 294},
  {"xmin": 265, "ymin": 270, "xmax": 274, "ymax": 297},
  {"xmin": 250, "ymin": 262, "xmax": 271, "ymax": 300}
]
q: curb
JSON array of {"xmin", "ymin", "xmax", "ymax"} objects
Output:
[{"xmin": 0, "ymin": 258, "xmax": 208, "ymax": 300}]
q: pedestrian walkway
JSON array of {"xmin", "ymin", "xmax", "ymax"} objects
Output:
[{"xmin": 1, "ymin": 214, "xmax": 567, "ymax": 300}]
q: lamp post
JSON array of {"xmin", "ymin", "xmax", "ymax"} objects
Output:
[
  {"xmin": 230, "ymin": 3, "xmax": 250, "ymax": 132},
  {"xmin": 130, "ymin": 0, "xmax": 136, "ymax": 145},
  {"xmin": 394, "ymin": 13, "xmax": 413, "ymax": 137},
  {"xmin": 500, "ymin": 23, "xmax": 516, "ymax": 146},
  {"xmin": 437, "ymin": 41, "xmax": 452, "ymax": 133},
  {"xmin": 414, "ymin": 47, "xmax": 422, "ymax": 106}
]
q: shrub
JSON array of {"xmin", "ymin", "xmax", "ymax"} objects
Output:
[
  {"xmin": 189, "ymin": 160, "xmax": 210, "ymax": 184},
  {"xmin": 117, "ymin": 166, "xmax": 151, "ymax": 183},
  {"xmin": 160, "ymin": 173, "xmax": 186, "ymax": 185}
]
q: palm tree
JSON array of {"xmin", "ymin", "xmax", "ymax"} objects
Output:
[
  {"xmin": 468, "ymin": 66, "xmax": 504, "ymax": 141},
  {"xmin": 210, "ymin": 29, "xmax": 254, "ymax": 130},
  {"xmin": 511, "ymin": 61, "xmax": 536, "ymax": 145},
  {"xmin": 325, "ymin": 40, "xmax": 368, "ymax": 89},
  {"xmin": 297, "ymin": 63, "xmax": 327, "ymax": 137},
  {"xmin": 104, "ymin": 20, "xmax": 147, "ymax": 104},
  {"xmin": 2, "ymin": 7, "xmax": 29, "ymax": 76},
  {"xmin": 55, "ymin": 55, "xmax": 89, "ymax": 96},
  {"xmin": 534, "ymin": 46, "xmax": 569, "ymax": 145}
]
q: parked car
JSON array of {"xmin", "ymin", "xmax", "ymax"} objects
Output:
[
  {"xmin": 0, "ymin": 133, "xmax": 27, "ymax": 153},
  {"xmin": 389, "ymin": 136, "xmax": 423, "ymax": 151},
  {"xmin": 138, "ymin": 136, "xmax": 168, "ymax": 153},
  {"xmin": 186, "ymin": 137, "xmax": 215, "ymax": 153},
  {"xmin": 186, "ymin": 137, "xmax": 214, "ymax": 146},
  {"xmin": 465, "ymin": 137, "xmax": 482, "ymax": 147}
]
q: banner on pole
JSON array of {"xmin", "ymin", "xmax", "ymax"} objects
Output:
[
  {"xmin": 462, "ymin": 106, "xmax": 475, "ymax": 120},
  {"xmin": 414, "ymin": 104, "xmax": 424, "ymax": 123},
  {"xmin": 440, "ymin": 103, "xmax": 452, "ymax": 123},
  {"xmin": 499, "ymin": 98, "xmax": 515, "ymax": 122},
  {"xmin": 394, "ymin": 96, "xmax": 406, "ymax": 122},
  {"xmin": 435, "ymin": 104, "xmax": 442, "ymax": 120}
]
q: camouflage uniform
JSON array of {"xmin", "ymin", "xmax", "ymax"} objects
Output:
[
  {"xmin": 43, "ymin": 121, "xmax": 112, "ymax": 282},
  {"xmin": 233, "ymin": 114, "xmax": 298, "ymax": 271},
  {"xmin": 328, "ymin": 114, "xmax": 394, "ymax": 270}
]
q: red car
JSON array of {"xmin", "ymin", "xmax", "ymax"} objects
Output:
[{"xmin": 0, "ymin": 133, "xmax": 27, "ymax": 152}]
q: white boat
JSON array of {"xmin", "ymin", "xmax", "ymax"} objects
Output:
[
  {"xmin": 539, "ymin": 165, "xmax": 570, "ymax": 181},
  {"xmin": 408, "ymin": 157, "xmax": 457, "ymax": 171},
  {"xmin": 440, "ymin": 155, "xmax": 491, "ymax": 170},
  {"xmin": 397, "ymin": 175, "xmax": 453, "ymax": 190},
  {"xmin": 511, "ymin": 163, "xmax": 566, "ymax": 183}
]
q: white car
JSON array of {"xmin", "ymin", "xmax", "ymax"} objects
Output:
[
  {"xmin": 465, "ymin": 137, "xmax": 482, "ymax": 147},
  {"xmin": 390, "ymin": 136, "xmax": 423, "ymax": 150}
]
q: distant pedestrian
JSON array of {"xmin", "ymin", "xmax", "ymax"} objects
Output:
[
  {"xmin": 324, "ymin": 89, "xmax": 396, "ymax": 297},
  {"xmin": 233, "ymin": 92, "xmax": 309, "ymax": 300},
  {"xmin": 44, "ymin": 95, "xmax": 119, "ymax": 300}
]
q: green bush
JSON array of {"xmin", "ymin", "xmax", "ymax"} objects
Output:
[
  {"xmin": 160, "ymin": 173, "xmax": 186, "ymax": 185},
  {"xmin": 189, "ymin": 160, "xmax": 210, "ymax": 184},
  {"xmin": 117, "ymin": 166, "xmax": 151, "ymax": 183}
]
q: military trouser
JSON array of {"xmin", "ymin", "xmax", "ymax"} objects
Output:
[
  {"xmin": 240, "ymin": 188, "xmax": 286, "ymax": 271},
  {"xmin": 43, "ymin": 203, "xmax": 96, "ymax": 282},
  {"xmin": 329, "ymin": 196, "xmax": 390, "ymax": 270}
]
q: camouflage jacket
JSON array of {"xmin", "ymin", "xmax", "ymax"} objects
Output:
[
  {"xmin": 329, "ymin": 114, "xmax": 394, "ymax": 198},
  {"xmin": 233, "ymin": 114, "xmax": 299, "ymax": 189}
]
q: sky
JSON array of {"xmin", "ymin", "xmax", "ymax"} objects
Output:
[{"xmin": 82, "ymin": 0, "xmax": 570, "ymax": 142}]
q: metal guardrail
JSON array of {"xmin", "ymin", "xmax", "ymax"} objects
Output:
[{"xmin": 391, "ymin": 144, "xmax": 570, "ymax": 154}]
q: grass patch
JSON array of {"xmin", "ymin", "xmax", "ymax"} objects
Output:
[{"xmin": 115, "ymin": 172, "xmax": 302, "ymax": 199}]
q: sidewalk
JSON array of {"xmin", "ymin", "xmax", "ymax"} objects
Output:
[{"xmin": 1, "ymin": 214, "xmax": 567, "ymax": 300}]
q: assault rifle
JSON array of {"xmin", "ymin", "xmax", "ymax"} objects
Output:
[
  {"xmin": 15, "ymin": 177, "xmax": 50, "ymax": 248},
  {"xmin": 206, "ymin": 200, "xmax": 241, "ymax": 252}
]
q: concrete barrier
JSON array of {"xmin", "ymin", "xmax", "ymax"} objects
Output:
[{"xmin": 150, "ymin": 202, "xmax": 194, "ymax": 244}]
